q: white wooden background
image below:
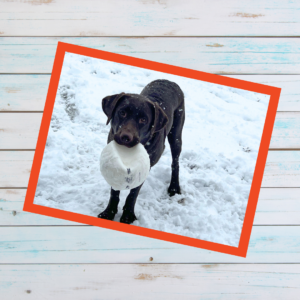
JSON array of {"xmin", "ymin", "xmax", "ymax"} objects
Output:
[{"xmin": 0, "ymin": 0, "xmax": 300, "ymax": 298}]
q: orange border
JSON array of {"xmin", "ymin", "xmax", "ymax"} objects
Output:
[{"xmin": 23, "ymin": 42, "xmax": 281, "ymax": 257}]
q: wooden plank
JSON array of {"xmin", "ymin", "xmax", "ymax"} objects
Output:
[
  {"xmin": 1, "ymin": 188, "xmax": 299, "ymax": 226},
  {"xmin": 229, "ymin": 75, "xmax": 300, "ymax": 112},
  {"xmin": 271, "ymin": 112, "xmax": 300, "ymax": 149},
  {"xmin": 0, "ymin": 151, "xmax": 33, "ymax": 187},
  {"xmin": 262, "ymin": 151, "xmax": 300, "ymax": 187},
  {"xmin": 0, "ymin": 264, "xmax": 299, "ymax": 300},
  {"xmin": 1, "ymin": 37, "xmax": 300, "ymax": 74},
  {"xmin": 0, "ymin": 113, "xmax": 42, "ymax": 149},
  {"xmin": 1, "ymin": 75, "xmax": 299, "ymax": 112},
  {"xmin": 1, "ymin": 151, "xmax": 300, "ymax": 188},
  {"xmin": 0, "ymin": 112, "xmax": 299, "ymax": 149},
  {"xmin": 256, "ymin": 188, "xmax": 300, "ymax": 225},
  {"xmin": 0, "ymin": 225, "xmax": 300, "ymax": 263},
  {"xmin": 0, "ymin": 75, "xmax": 49, "ymax": 111},
  {"xmin": 0, "ymin": 189, "xmax": 77, "ymax": 225},
  {"xmin": 0, "ymin": 0, "xmax": 300, "ymax": 36}
]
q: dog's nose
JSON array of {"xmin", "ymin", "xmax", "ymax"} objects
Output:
[{"xmin": 120, "ymin": 133, "xmax": 133, "ymax": 144}]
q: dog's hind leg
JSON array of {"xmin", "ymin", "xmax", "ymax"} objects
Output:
[
  {"xmin": 167, "ymin": 104, "xmax": 185, "ymax": 197},
  {"xmin": 98, "ymin": 188, "xmax": 120, "ymax": 220}
]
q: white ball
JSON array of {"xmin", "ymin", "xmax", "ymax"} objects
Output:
[{"xmin": 100, "ymin": 141, "xmax": 150, "ymax": 191}]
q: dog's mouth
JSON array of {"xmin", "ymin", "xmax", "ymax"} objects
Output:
[{"xmin": 114, "ymin": 134, "xmax": 140, "ymax": 148}]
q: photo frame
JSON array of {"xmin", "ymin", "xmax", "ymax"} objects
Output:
[{"xmin": 23, "ymin": 42, "xmax": 281, "ymax": 257}]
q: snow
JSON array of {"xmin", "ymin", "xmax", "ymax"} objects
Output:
[
  {"xmin": 34, "ymin": 52, "xmax": 270, "ymax": 247},
  {"xmin": 100, "ymin": 141, "xmax": 150, "ymax": 191}
]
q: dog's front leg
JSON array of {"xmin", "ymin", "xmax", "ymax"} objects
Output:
[
  {"xmin": 120, "ymin": 184, "xmax": 143, "ymax": 224},
  {"xmin": 98, "ymin": 188, "xmax": 120, "ymax": 220}
]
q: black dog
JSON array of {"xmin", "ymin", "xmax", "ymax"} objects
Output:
[{"xmin": 98, "ymin": 79, "xmax": 185, "ymax": 224}]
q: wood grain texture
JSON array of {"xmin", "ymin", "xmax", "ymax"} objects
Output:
[
  {"xmin": 0, "ymin": 0, "xmax": 300, "ymax": 36},
  {"xmin": 1, "ymin": 75, "xmax": 299, "ymax": 112},
  {"xmin": 1, "ymin": 188, "xmax": 299, "ymax": 226},
  {"xmin": 256, "ymin": 188, "xmax": 300, "ymax": 225},
  {"xmin": 1, "ymin": 0, "xmax": 300, "ymax": 297},
  {"xmin": 1, "ymin": 264, "xmax": 299, "ymax": 300},
  {"xmin": 0, "ymin": 225, "xmax": 300, "ymax": 263},
  {"xmin": 261, "ymin": 151, "xmax": 300, "ymax": 187},
  {"xmin": 270, "ymin": 112, "xmax": 300, "ymax": 149},
  {"xmin": 1, "ymin": 37, "xmax": 300, "ymax": 74},
  {"xmin": 0, "ymin": 151, "xmax": 33, "ymax": 187},
  {"xmin": 229, "ymin": 75, "xmax": 300, "ymax": 112},
  {"xmin": 0, "ymin": 113, "xmax": 42, "ymax": 149},
  {"xmin": 0, "ymin": 75, "xmax": 49, "ymax": 111},
  {"xmin": 1, "ymin": 151, "xmax": 300, "ymax": 188},
  {"xmin": 1, "ymin": 112, "xmax": 299, "ymax": 149}
]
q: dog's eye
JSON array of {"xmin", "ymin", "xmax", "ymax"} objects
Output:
[
  {"xmin": 139, "ymin": 118, "xmax": 147, "ymax": 124},
  {"xmin": 119, "ymin": 110, "xmax": 126, "ymax": 117}
]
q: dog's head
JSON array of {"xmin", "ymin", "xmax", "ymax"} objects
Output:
[{"xmin": 102, "ymin": 93, "xmax": 168, "ymax": 148}]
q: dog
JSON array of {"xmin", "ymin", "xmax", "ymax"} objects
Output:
[{"xmin": 98, "ymin": 79, "xmax": 185, "ymax": 224}]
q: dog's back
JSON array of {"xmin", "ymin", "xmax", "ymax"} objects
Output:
[{"xmin": 140, "ymin": 79, "xmax": 184, "ymax": 135}]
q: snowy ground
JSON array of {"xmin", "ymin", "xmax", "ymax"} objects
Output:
[{"xmin": 34, "ymin": 52, "xmax": 270, "ymax": 247}]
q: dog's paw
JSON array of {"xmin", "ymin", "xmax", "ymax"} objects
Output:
[
  {"xmin": 120, "ymin": 210, "xmax": 137, "ymax": 224},
  {"xmin": 168, "ymin": 185, "xmax": 181, "ymax": 197},
  {"xmin": 97, "ymin": 209, "xmax": 117, "ymax": 221}
]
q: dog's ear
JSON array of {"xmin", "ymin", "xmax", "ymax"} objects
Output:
[
  {"xmin": 102, "ymin": 93, "xmax": 126, "ymax": 125},
  {"xmin": 151, "ymin": 102, "xmax": 168, "ymax": 135}
]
